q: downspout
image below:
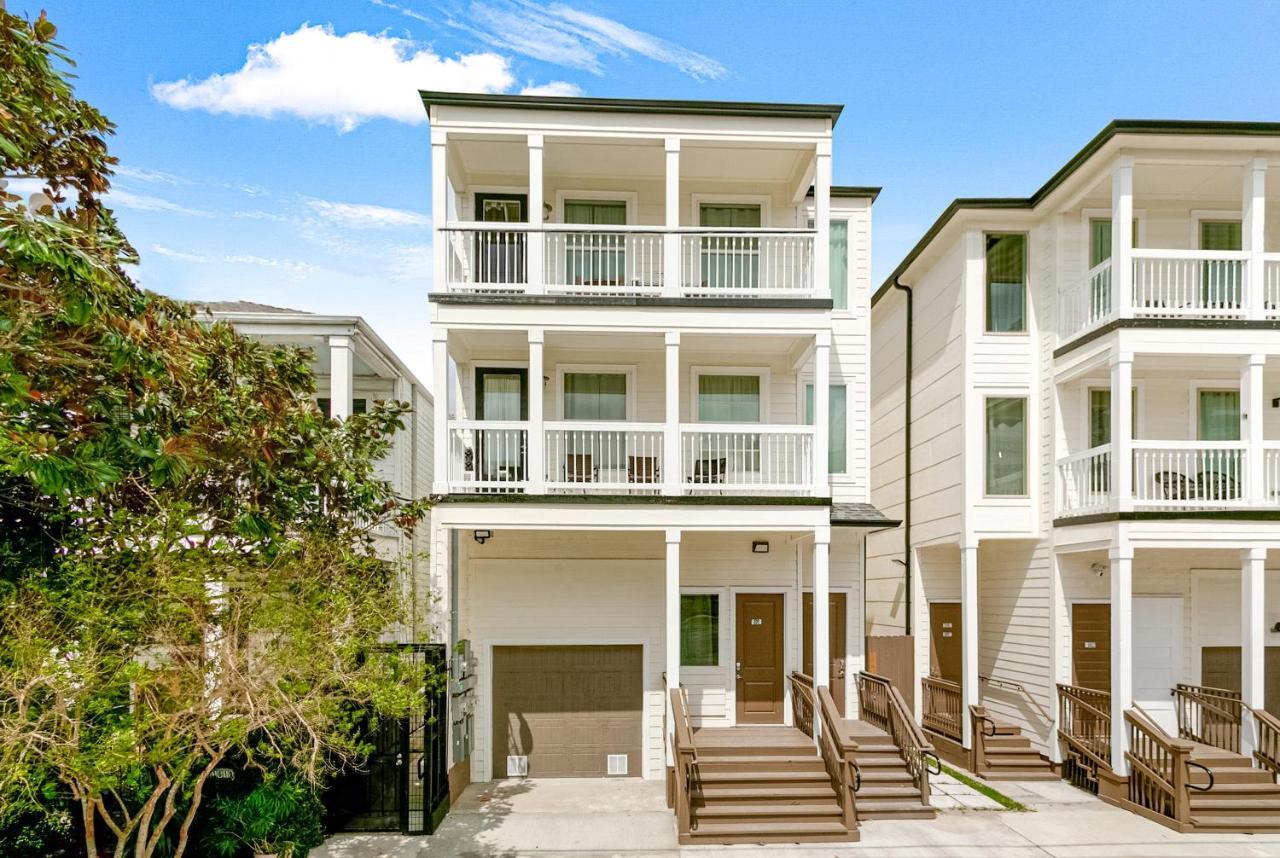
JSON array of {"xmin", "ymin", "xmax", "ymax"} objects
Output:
[{"xmin": 892, "ymin": 278, "xmax": 913, "ymax": 636}]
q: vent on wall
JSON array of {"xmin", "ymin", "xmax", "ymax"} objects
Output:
[
  {"xmin": 506, "ymin": 755, "xmax": 528, "ymax": 777},
  {"xmin": 607, "ymin": 754, "xmax": 628, "ymax": 776}
]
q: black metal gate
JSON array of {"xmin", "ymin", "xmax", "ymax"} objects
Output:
[{"xmin": 329, "ymin": 644, "xmax": 450, "ymax": 834}]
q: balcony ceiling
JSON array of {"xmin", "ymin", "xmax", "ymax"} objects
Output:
[{"xmin": 1078, "ymin": 160, "xmax": 1279, "ymax": 208}]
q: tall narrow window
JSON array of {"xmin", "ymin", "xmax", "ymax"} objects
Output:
[
  {"xmin": 699, "ymin": 204, "xmax": 761, "ymax": 291},
  {"xmin": 985, "ymin": 397, "xmax": 1027, "ymax": 495},
  {"xmin": 805, "ymin": 384, "xmax": 848, "ymax": 474},
  {"xmin": 985, "ymin": 233, "xmax": 1026, "ymax": 333},
  {"xmin": 812, "ymin": 217, "xmax": 849, "ymax": 309},
  {"xmin": 563, "ymin": 199, "xmax": 627, "ymax": 287},
  {"xmin": 680, "ymin": 594, "xmax": 719, "ymax": 667},
  {"xmin": 1197, "ymin": 390, "xmax": 1240, "ymax": 441},
  {"xmin": 1199, "ymin": 220, "xmax": 1243, "ymax": 309},
  {"xmin": 1088, "ymin": 218, "xmax": 1140, "ymax": 267},
  {"xmin": 1088, "ymin": 388, "xmax": 1137, "ymax": 447}
]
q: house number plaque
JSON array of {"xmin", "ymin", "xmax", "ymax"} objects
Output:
[{"xmin": 751, "ymin": 618, "xmax": 763, "ymax": 625}]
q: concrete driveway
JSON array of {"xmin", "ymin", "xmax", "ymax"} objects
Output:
[{"xmin": 314, "ymin": 776, "xmax": 1280, "ymax": 858}]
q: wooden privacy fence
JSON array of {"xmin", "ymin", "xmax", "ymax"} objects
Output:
[{"xmin": 865, "ymin": 635, "xmax": 914, "ymax": 712}]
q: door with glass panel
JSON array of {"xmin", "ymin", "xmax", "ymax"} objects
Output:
[
  {"xmin": 474, "ymin": 368, "xmax": 527, "ymax": 487},
  {"xmin": 561, "ymin": 371, "xmax": 629, "ymax": 485},
  {"xmin": 1087, "ymin": 388, "xmax": 1136, "ymax": 495},
  {"xmin": 1199, "ymin": 220, "xmax": 1242, "ymax": 310},
  {"xmin": 1088, "ymin": 218, "xmax": 1137, "ymax": 316},
  {"xmin": 475, "ymin": 194, "xmax": 526, "ymax": 287},
  {"xmin": 1196, "ymin": 389, "xmax": 1241, "ymax": 502},
  {"xmin": 562, "ymin": 200, "xmax": 627, "ymax": 290},
  {"xmin": 698, "ymin": 204, "xmax": 760, "ymax": 293},
  {"xmin": 694, "ymin": 374, "xmax": 761, "ymax": 485}
]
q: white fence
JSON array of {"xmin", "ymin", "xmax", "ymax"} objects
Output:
[
  {"xmin": 1131, "ymin": 441, "xmax": 1247, "ymax": 509},
  {"xmin": 1265, "ymin": 254, "xmax": 1280, "ymax": 319},
  {"xmin": 1056, "ymin": 444, "xmax": 1111, "ymax": 516},
  {"xmin": 1265, "ymin": 444, "xmax": 1280, "ymax": 504},
  {"xmin": 1130, "ymin": 249, "xmax": 1250, "ymax": 319},
  {"xmin": 1059, "ymin": 259, "xmax": 1114, "ymax": 341},
  {"xmin": 448, "ymin": 420, "xmax": 529, "ymax": 491},
  {"xmin": 679, "ymin": 231, "xmax": 815, "ymax": 297},
  {"xmin": 543, "ymin": 421, "xmax": 665, "ymax": 492},
  {"xmin": 544, "ymin": 228, "xmax": 664, "ymax": 296},
  {"xmin": 679, "ymin": 424, "xmax": 815, "ymax": 493}
]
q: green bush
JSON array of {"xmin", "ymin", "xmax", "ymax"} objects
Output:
[{"xmin": 202, "ymin": 778, "xmax": 325, "ymax": 858}]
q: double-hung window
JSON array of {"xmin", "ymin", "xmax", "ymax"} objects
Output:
[
  {"xmin": 809, "ymin": 217, "xmax": 849, "ymax": 309},
  {"xmin": 985, "ymin": 397, "xmax": 1027, "ymax": 496},
  {"xmin": 985, "ymin": 233, "xmax": 1026, "ymax": 333},
  {"xmin": 805, "ymin": 384, "xmax": 848, "ymax": 474}
]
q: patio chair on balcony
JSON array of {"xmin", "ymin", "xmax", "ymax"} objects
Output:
[
  {"xmin": 1153, "ymin": 470, "xmax": 1195, "ymax": 501},
  {"xmin": 690, "ymin": 456, "xmax": 727, "ymax": 485},
  {"xmin": 628, "ymin": 455, "xmax": 660, "ymax": 485},
  {"xmin": 1196, "ymin": 469, "xmax": 1241, "ymax": 501},
  {"xmin": 565, "ymin": 453, "xmax": 597, "ymax": 483}
]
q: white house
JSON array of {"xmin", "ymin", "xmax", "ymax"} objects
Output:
[
  {"xmin": 422, "ymin": 92, "xmax": 930, "ymax": 844},
  {"xmin": 868, "ymin": 121, "xmax": 1280, "ymax": 832}
]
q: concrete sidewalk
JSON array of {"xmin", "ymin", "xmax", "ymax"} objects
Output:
[{"xmin": 314, "ymin": 776, "xmax": 1280, "ymax": 858}]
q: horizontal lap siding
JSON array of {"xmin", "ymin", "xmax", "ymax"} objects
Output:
[{"xmin": 832, "ymin": 200, "xmax": 871, "ymax": 503}]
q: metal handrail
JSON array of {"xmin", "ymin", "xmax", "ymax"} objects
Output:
[{"xmin": 1186, "ymin": 760, "xmax": 1216, "ymax": 792}]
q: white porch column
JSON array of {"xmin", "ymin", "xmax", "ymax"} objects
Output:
[
  {"xmin": 813, "ymin": 331, "xmax": 831, "ymax": 496},
  {"xmin": 1244, "ymin": 354, "xmax": 1266, "ymax": 504},
  {"xmin": 527, "ymin": 134, "xmax": 545, "ymax": 294},
  {"xmin": 527, "ymin": 328, "xmax": 545, "ymax": 493},
  {"xmin": 1111, "ymin": 352, "xmax": 1133, "ymax": 512},
  {"xmin": 663, "ymin": 138, "xmax": 681, "ymax": 297},
  {"xmin": 813, "ymin": 141, "xmax": 832, "ymax": 300},
  {"xmin": 328, "ymin": 335, "xmax": 354, "ymax": 420},
  {"xmin": 664, "ymin": 529, "xmax": 681, "ymax": 766},
  {"xmin": 1243, "ymin": 157, "xmax": 1267, "ymax": 319},
  {"xmin": 1242, "ymin": 546, "xmax": 1267, "ymax": 758},
  {"xmin": 432, "ymin": 329, "xmax": 449, "ymax": 494},
  {"xmin": 431, "ymin": 129, "xmax": 448, "ymax": 294},
  {"xmin": 813, "ymin": 528, "xmax": 831, "ymax": 688},
  {"xmin": 663, "ymin": 332, "xmax": 681, "ymax": 495},
  {"xmin": 1110, "ymin": 541, "xmax": 1134, "ymax": 776},
  {"xmin": 1112, "ymin": 155, "xmax": 1134, "ymax": 319},
  {"xmin": 960, "ymin": 542, "xmax": 979, "ymax": 748}
]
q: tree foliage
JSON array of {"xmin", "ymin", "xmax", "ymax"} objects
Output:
[{"xmin": 0, "ymin": 10, "xmax": 431, "ymax": 857}]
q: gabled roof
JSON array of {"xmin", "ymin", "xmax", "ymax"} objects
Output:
[
  {"xmin": 193, "ymin": 300, "xmax": 309, "ymax": 314},
  {"xmin": 873, "ymin": 119, "xmax": 1280, "ymax": 306},
  {"xmin": 420, "ymin": 90, "xmax": 844, "ymax": 126}
]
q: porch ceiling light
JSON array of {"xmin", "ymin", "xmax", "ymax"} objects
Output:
[
  {"xmin": 752, "ymin": 540, "xmax": 769, "ymax": 554},
  {"xmin": 473, "ymin": 529, "xmax": 492, "ymax": 545}
]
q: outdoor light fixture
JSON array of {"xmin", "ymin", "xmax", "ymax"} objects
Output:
[
  {"xmin": 1273, "ymin": 621, "xmax": 1280, "ymax": 633},
  {"xmin": 473, "ymin": 529, "xmax": 492, "ymax": 545},
  {"xmin": 752, "ymin": 541, "xmax": 769, "ymax": 554}
]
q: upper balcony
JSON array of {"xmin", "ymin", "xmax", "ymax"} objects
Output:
[{"xmin": 425, "ymin": 92, "xmax": 842, "ymax": 304}]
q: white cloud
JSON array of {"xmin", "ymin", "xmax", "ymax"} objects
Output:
[
  {"xmin": 114, "ymin": 165, "xmax": 185, "ymax": 185},
  {"xmin": 385, "ymin": 243, "xmax": 432, "ymax": 282},
  {"xmin": 151, "ymin": 24, "xmax": 516, "ymax": 132},
  {"xmin": 150, "ymin": 244, "xmax": 210, "ymax": 263},
  {"xmin": 107, "ymin": 189, "xmax": 213, "ymax": 217},
  {"xmin": 307, "ymin": 199, "xmax": 429, "ymax": 229},
  {"xmin": 150, "ymin": 244, "xmax": 317, "ymax": 279},
  {"xmin": 519, "ymin": 80, "xmax": 582, "ymax": 97}
]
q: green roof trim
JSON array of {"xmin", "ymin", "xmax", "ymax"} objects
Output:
[
  {"xmin": 420, "ymin": 91, "xmax": 844, "ymax": 126},
  {"xmin": 873, "ymin": 119, "xmax": 1280, "ymax": 306}
]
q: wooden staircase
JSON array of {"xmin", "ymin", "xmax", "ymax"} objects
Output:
[
  {"xmin": 1183, "ymin": 743, "xmax": 1280, "ymax": 832},
  {"xmin": 846, "ymin": 718, "xmax": 936, "ymax": 820},
  {"xmin": 972, "ymin": 707, "xmax": 1058, "ymax": 781}
]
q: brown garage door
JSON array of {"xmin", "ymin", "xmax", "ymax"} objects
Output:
[{"xmin": 492, "ymin": 645, "xmax": 642, "ymax": 779}]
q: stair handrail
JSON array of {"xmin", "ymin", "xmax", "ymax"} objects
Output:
[
  {"xmin": 1172, "ymin": 683, "xmax": 1242, "ymax": 754},
  {"xmin": 968, "ymin": 705, "xmax": 998, "ymax": 773},
  {"xmin": 920, "ymin": 675, "xmax": 963, "ymax": 743},
  {"xmin": 1124, "ymin": 707, "xmax": 1195, "ymax": 826},
  {"xmin": 858, "ymin": 671, "xmax": 934, "ymax": 807},
  {"xmin": 1251, "ymin": 707, "xmax": 1280, "ymax": 778},
  {"xmin": 789, "ymin": 671, "xmax": 816, "ymax": 739},
  {"xmin": 816, "ymin": 685, "xmax": 860, "ymax": 834},
  {"xmin": 1055, "ymin": 683, "xmax": 1112, "ymax": 779},
  {"xmin": 668, "ymin": 687, "xmax": 697, "ymax": 838}
]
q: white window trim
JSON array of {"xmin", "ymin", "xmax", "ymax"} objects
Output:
[
  {"xmin": 679, "ymin": 586, "xmax": 727, "ymax": 670},
  {"xmin": 1081, "ymin": 381, "xmax": 1147, "ymax": 444},
  {"xmin": 1188, "ymin": 379, "xmax": 1241, "ymax": 440},
  {"xmin": 982, "ymin": 230, "xmax": 1031, "ymax": 337},
  {"xmin": 553, "ymin": 190, "xmax": 638, "ymax": 226},
  {"xmin": 804, "ymin": 203, "xmax": 856, "ymax": 317},
  {"xmin": 691, "ymin": 193, "xmax": 773, "ymax": 228},
  {"xmin": 467, "ymin": 184, "xmax": 532, "ymax": 222},
  {"xmin": 690, "ymin": 366, "xmax": 771, "ymax": 423},
  {"xmin": 983, "ymin": 392, "xmax": 1031, "ymax": 499},
  {"xmin": 1190, "ymin": 210, "xmax": 1242, "ymax": 249},
  {"xmin": 1080, "ymin": 207, "xmax": 1149, "ymax": 264},
  {"xmin": 798, "ymin": 376, "xmax": 850, "ymax": 476},
  {"xmin": 554, "ymin": 363, "xmax": 637, "ymax": 420},
  {"xmin": 469, "ymin": 360, "xmax": 531, "ymax": 421}
]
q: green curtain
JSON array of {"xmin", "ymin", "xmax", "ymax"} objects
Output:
[
  {"xmin": 985, "ymin": 233, "xmax": 1026, "ymax": 332},
  {"xmin": 805, "ymin": 384, "xmax": 847, "ymax": 473},
  {"xmin": 564, "ymin": 372, "xmax": 626, "ymax": 420},
  {"xmin": 700, "ymin": 204, "xmax": 761, "ymax": 228},
  {"xmin": 680, "ymin": 594, "xmax": 718, "ymax": 667},
  {"xmin": 564, "ymin": 200, "xmax": 627, "ymax": 286},
  {"xmin": 830, "ymin": 220, "xmax": 849, "ymax": 309},
  {"xmin": 1088, "ymin": 218, "xmax": 1141, "ymax": 267},
  {"xmin": 481, "ymin": 373, "xmax": 522, "ymax": 420},
  {"xmin": 985, "ymin": 397, "xmax": 1027, "ymax": 495},
  {"xmin": 1200, "ymin": 221, "xmax": 1242, "ymax": 251},
  {"xmin": 1200, "ymin": 221, "xmax": 1243, "ymax": 307},
  {"xmin": 699, "ymin": 204, "xmax": 760, "ymax": 290},
  {"xmin": 1089, "ymin": 389, "xmax": 1111, "ymax": 448},
  {"xmin": 698, "ymin": 374, "xmax": 760, "ymax": 422},
  {"xmin": 1198, "ymin": 390, "xmax": 1240, "ymax": 441}
]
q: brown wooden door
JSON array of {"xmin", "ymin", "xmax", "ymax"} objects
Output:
[
  {"xmin": 803, "ymin": 592, "xmax": 848, "ymax": 715},
  {"xmin": 929, "ymin": 602, "xmax": 962, "ymax": 685},
  {"xmin": 736, "ymin": 593, "xmax": 785, "ymax": 724},
  {"xmin": 1202, "ymin": 646, "xmax": 1280, "ymax": 718},
  {"xmin": 1071, "ymin": 603, "xmax": 1112, "ymax": 692}
]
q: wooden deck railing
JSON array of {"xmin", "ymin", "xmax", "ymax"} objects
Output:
[
  {"xmin": 858, "ymin": 671, "xmax": 934, "ymax": 807},
  {"xmin": 1125, "ymin": 708, "xmax": 1198, "ymax": 826},
  {"xmin": 1173, "ymin": 683, "xmax": 1242, "ymax": 754},
  {"xmin": 790, "ymin": 671, "xmax": 816, "ymax": 738},
  {"xmin": 815, "ymin": 684, "xmax": 859, "ymax": 834},
  {"xmin": 669, "ymin": 687, "xmax": 697, "ymax": 839},
  {"xmin": 1252, "ymin": 707, "xmax": 1280, "ymax": 778},
  {"xmin": 920, "ymin": 675, "xmax": 963, "ymax": 743},
  {"xmin": 1057, "ymin": 683, "xmax": 1112, "ymax": 793}
]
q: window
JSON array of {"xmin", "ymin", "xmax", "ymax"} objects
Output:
[
  {"xmin": 805, "ymin": 384, "xmax": 848, "ymax": 473},
  {"xmin": 809, "ymin": 218, "xmax": 849, "ymax": 310},
  {"xmin": 563, "ymin": 199, "xmax": 627, "ymax": 286},
  {"xmin": 680, "ymin": 594, "xmax": 719, "ymax": 667},
  {"xmin": 985, "ymin": 233, "xmax": 1026, "ymax": 333},
  {"xmin": 1088, "ymin": 218, "xmax": 1140, "ymax": 267},
  {"xmin": 1087, "ymin": 388, "xmax": 1138, "ymax": 447},
  {"xmin": 563, "ymin": 372, "xmax": 627, "ymax": 421},
  {"xmin": 1199, "ymin": 221, "xmax": 1243, "ymax": 307},
  {"xmin": 699, "ymin": 204, "xmax": 761, "ymax": 291},
  {"xmin": 985, "ymin": 397, "xmax": 1027, "ymax": 495},
  {"xmin": 1197, "ymin": 390, "xmax": 1240, "ymax": 441},
  {"xmin": 697, "ymin": 374, "xmax": 761, "ymax": 423},
  {"xmin": 316, "ymin": 397, "xmax": 367, "ymax": 416}
]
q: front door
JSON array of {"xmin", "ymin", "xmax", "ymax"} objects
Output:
[
  {"xmin": 1201, "ymin": 646, "xmax": 1280, "ymax": 718},
  {"xmin": 929, "ymin": 602, "xmax": 962, "ymax": 685},
  {"xmin": 474, "ymin": 368, "xmax": 528, "ymax": 485},
  {"xmin": 475, "ymin": 193, "xmax": 527, "ymax": 285},
  {"xmin": 1133, "ymin": 596, "xmax": 1183, "ymax": 734},
  {"xmin": 1071, "ymin": 603, "xmax": 1111, "ymax": 692},
  {"xmin": 803, "ymin": 592, "xmax": 848, "ymax": 715},
  {"xmin": 735, "ymin": 593, "xmax": 784, "ymax": 724}
]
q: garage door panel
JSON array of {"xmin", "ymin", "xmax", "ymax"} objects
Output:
[{"xmin": 493, "ymin": 645, "xmax": 642, "ymax": 778}]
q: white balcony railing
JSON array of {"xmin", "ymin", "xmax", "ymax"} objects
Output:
[
  {"xmin": 1056, "ymin": 444, "xmax": 1111, "ymax": 517},
  {"xmin": 448, "ymin": 420, "xmax": 528, "ymax": 492},
  {"xmin": 1059, "ymin": 259, "xmax": 1114, "ymax": 340},
  {"xmin": 438, "ymin": 223, "xmax": 817, "ymax": 298},
  {"xmin": 1264, "ymin": 254, "xmax": 1280, "ymax": 319},
  {"xmin": 680, "ymin": 424, "xmax": 814, "ymax": 494},
  {"xmin": 1132, "ymin": 441, "xmax": 1248, "ymax": 509},
  {"xmin": 1265, "ymin": 444, "xmax": 1280, "ymax": 504},
  {"xmin": 543, "ymin": 421, "xmax": 665, "ymax": 493},
  {"xmin": 1131, "ymin": 249, "xmax": 1250, "ymax": 320}
]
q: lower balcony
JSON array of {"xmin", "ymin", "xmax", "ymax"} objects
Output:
[{"xmin": 446, "ymin": 420, "xmax": 817, "ymax": 496}]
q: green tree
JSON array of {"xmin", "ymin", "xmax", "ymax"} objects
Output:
[{"xmin": 0, "ymin": 10, "xmax": 431, "ymax": 857}]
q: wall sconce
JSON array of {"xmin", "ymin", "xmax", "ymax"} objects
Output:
[
  {"xmin": 1272, "ymin": 621, "xmax": 1280, "ymax": 633},
  {"xmin": 1091, "ymin": 562, "xmax": 1106, "ymax": 578},
  {"xmin": 473, "ymin": 529, "xmax": 492, "ymax": 545},
  {"xmin": 752, "ymin": 541, "xmax": 769, "ymax": 554}
]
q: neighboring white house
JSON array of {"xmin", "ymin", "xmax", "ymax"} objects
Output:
[
  {"xmin": 421, "ymin": 91, "xmax": 892, "ymax": 798},
  {"xmin": 200, "ymin": 302, "xmax": 435, "ymax": 642},
  {"xmin": 868, "ymin": 121, "xmax": 1280, "ymax": 797}
]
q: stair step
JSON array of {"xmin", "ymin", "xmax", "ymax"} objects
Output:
[
  {"xmin": 698, "ymin": 755, "xmax": 825, "ymax": 773},
  {"xmin": 695, "ymin": 785, "xmax": 836, "ymax": 802},
  {"xmin": 695, "ymin": 801, "xmax": 842, "ymax": 823},
  {"xmin": 859, "ymin": 769, "xmax": 913, "ymax": 783},
  {"xmin": 688, "ymin": 820, "xmax": 855, "ymax": 844},
  {"xmin": 984, "ymin": 755, "xmax": 1050, "ymax": 767},
  {"xmin": 856, "ymin": 785, "xmax": 926, "ymax": 801},
  {"xmin": 858, "ymin": 801, "xmax": 936, "ymax": 819},
  {"xmin": 1189, "ymin": 768, "xmax": 1276, "ymax": 785},
  {"xmin": 1189, "ymin": 815, "xmax": 1280, "ymax": 832},
  {"xmin": 698, "ymin": 769, "xmax": 831, "ymax": 785},
  {"xmin": 1192, "ymin": 782, "xmax": 1280, "ymax": 796}
]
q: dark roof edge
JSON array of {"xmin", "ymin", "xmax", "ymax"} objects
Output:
[
  {"xmin": 806, "ymin": 185, "xmax": 883, "ymax": 202},
  {"xmin": 872, "ymin": 119, "xmax": 1280, "ymax": 306},
  {"xmin": 420, "ymin": 91, "xmax": 844, "ymax": 126}
]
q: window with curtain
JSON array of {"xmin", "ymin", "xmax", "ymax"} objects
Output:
[
  {"xmin": 809, "ymin": 218, "xmax": 849, "ymax": 309},
  {"xmin": 1200, "ymin": 220, "xmax": 1243, "ymax": 308},
  {"xmin": 1198, "ymin": 390, "xmax": 1240, "ymax": 441},
  {"xmin": 985, "ymin": 233, "xmax": 1026, "ymax": 333},
  {"xmin": 699, "ymin": 204, "xmax": 761, "ymax": 290},
  {"xmin": 805, "ymin": 384, "xmax": 847, "ymax": 473},
  {"xmin": 985, "ymin": 397, "xmax": 1027, "ymax": 495},
  {"xmin": 564, "ymin": 199, "xmax": 627, "ymax": 286},
  {"xmin": 480, "ymin": 372, "xmax": 523, "ymax": 420},
  {"xmin": 680, "ymin": 594, "xmax": 719, "ymax": 667},
  {"xmin": 1088, "ymin": 218, "xmax": 1141, "ymax": 267},
  {"xmin": 698, "ymin": 374, "xmax": 761, "ymax": 422},
  {"xmin": 563, "ymin": 372, "xmax": 627, "ymax": 420},
  {"xmin": 1088, "ymin": 388, "xmax": 1138, "ymax": 448}
]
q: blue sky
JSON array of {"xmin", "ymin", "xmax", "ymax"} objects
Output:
[{"xmin": 18, "ymin": 1, "xmax": 1280, "ymax": 381}]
